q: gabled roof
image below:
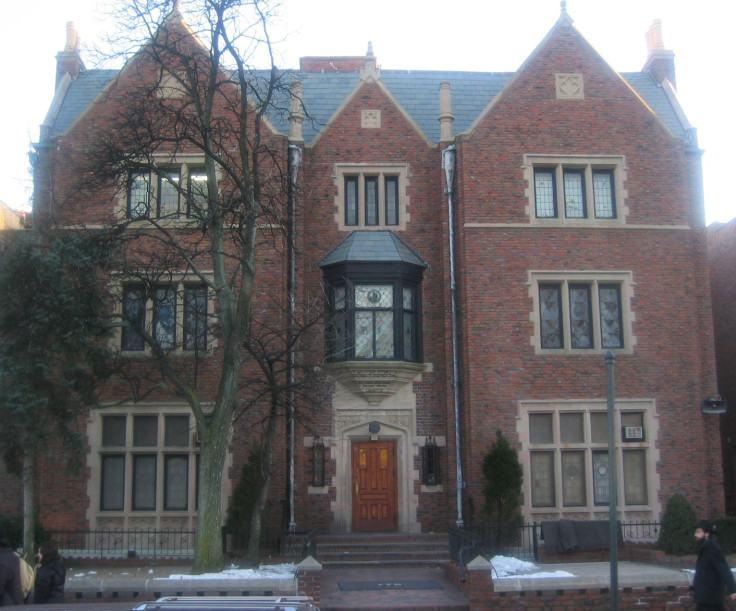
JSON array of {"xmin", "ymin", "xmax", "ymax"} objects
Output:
[
  {"xmin": 42, "ymin": 10, "xmax": 691, "ymax": 145},
  {"xmin": 45, "ymin": 64, "xmax": 689, "ymax": 144},
  {"xmin": 320, "ymin": 230, "xmax": 428, "ymax": 269}
]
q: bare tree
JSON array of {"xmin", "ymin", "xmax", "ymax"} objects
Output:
[{"xmin": 39, "ymin": 0, "xmax": 317, "ymax": 571}]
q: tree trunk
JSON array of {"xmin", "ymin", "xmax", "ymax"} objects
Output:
[
  {"xmin": 193, "ymin": 418, "xmax": 230, "ymax": 573},
  {"xmin": 22, "ymin": 448, "xmax": 35, "ymax": 560}
]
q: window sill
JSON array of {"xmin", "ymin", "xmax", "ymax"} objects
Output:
[{"xmin": 324, "ymin": 360, "xmax": 428, "ymax": 405}]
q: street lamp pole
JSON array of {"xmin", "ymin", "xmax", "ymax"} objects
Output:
[{"xmin": 605, "ymin": 350, "xmax": 618, "ymax": 610}]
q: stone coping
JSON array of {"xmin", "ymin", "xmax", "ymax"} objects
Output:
[{"xmin": 489, "ymin": 560, "xmax": 692, "ymax": 592}]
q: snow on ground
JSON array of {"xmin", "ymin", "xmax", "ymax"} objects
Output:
[
  {"xmin": 72, "ymin": 558, "xmax": 574, "ymax": 581},
  {"xmin": 490, "ymin": 555, "xmax": 575, "ymax": 579},
  {"xmin": 160, "ymin": 564, "xmax": 297, "ymax": 580}
]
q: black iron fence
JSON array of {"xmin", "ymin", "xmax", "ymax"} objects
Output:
[
  {"xmin": 47, "ymin": 527, "xmax": 196, "ymax": 559},
  {"xmin": 46, "ymin": 521, "xmax": 661, "ymax": 561},
  {"xmin": 46, "ymin": 525, "xmax": 316, "ymax": 560},
  {"xmin": 450, "ymin": 520, "xmax": 661, "ymax": 567}
]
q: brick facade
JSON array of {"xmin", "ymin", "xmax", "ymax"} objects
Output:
[{"xmin": 1, "ymin": 6, "xmax": 722, "ymax": 545}]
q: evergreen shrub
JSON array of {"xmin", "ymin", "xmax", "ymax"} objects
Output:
[{"xmin": 657, "ymin": 493, "xmax": 697, "ymax": 555}]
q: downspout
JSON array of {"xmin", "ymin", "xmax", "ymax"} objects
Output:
[
  {"xmin": 287, "ymin": 143, "xmax": 302, "ymax": 533},
  {"xmin": 442, "ymin": 144, "xmax": 464, "ymax": 527}
]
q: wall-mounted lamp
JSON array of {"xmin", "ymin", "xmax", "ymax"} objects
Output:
[
  {"xmin": 422, "ymin": 436, "xmax": 441, "ymax": 486},
  {"xmin": 702, "ymin": 396, "xmax": 727, "ymax": 414},
  {"xmin": 312, "ymin": 437, "xmax": 325, "ymax": 487}
]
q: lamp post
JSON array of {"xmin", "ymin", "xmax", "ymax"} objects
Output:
[{"xmin": 605, "ymin": 350, "xmax": 618, "ymax": 610}]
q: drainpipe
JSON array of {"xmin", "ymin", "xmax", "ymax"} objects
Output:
[
  {"xmin": 287, "ymin": 143, "xmax": 302, "ymax": 533},
  {"xmin": 442, "ymin": 144, "xmax": 464, "ymax": 528}
]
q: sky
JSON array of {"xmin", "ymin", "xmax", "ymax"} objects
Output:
[{"xmin": 1, "ymin": 0, "xmax": 734, "ymax": 224}]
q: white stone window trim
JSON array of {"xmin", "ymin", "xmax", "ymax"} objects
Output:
[
  {"xmin": 86, "ymin": 404, "xmax": 205, "ymax": 530},
  {"xmin": 528, "ymin": 270, "xmax": 636, "ymax": 355},
  {"xmin": 522, "ymin": 154, "xmax": 628, "ymax": 226},
  {"xmin": 115, "ymin": 154, "xmax": 219, "ymax": 224},
  {"xmin": 333, "ymin": 163, "xmax": 410, "ymax": 231},
  {"xmin": 111, "ymin": 271, "xmax": 217, "ymax": 356},
  {"xmin": 516, "ymin": 398, "xmax": 661, "ymax": 523}
]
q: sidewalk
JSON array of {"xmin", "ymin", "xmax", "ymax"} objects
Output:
[{"xmin": 53, "ymin": 560, "xmax": 694, "ymax": 609}]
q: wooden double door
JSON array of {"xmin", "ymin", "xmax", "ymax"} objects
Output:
[{"xmin": 352, "ymin": 441, "xmax": 398, "ymax": 532}]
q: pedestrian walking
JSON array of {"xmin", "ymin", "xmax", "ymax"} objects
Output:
[{"xmin": 694, "ymin": 519, "xmax": 736, "ymax": 610}]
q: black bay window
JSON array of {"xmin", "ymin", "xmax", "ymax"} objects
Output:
[{"xmin": 321, "ymin": 231, "xmax": 426, "ymax": 363}]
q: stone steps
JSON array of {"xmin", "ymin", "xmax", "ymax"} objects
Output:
[{"xmin": 315, "ymin": 532, "xmax": 450, "ymax": 567}]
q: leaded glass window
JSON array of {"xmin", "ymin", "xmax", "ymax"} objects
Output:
[
  {"xmin": 122, "ymin": 286, "xmax": 146, "ymax": 351},
  {"xmin": 128, "ymin": 172, "xmax": 151, "ymax": 219},
  {"xmin": 385, "ymin": 177, "xmax": 399, "ymax": 226},
  {"xmin": 159, "ymin": 171, "xmax": 181, "ymax": 217},
  {"xmin": 569, "ymin": 285, "xmax": 592, "ymax": 349},
  {"xmin": 184, "ymin": 286, "xmax": 208, "ymax": 351},
  {"xmin": 599, "ymin": 285, "xmax": 623, "ymax": 348},
  {"xmin": 365, "ymin": 177, "xmax": 379, "ymax": 226},
  {"xmin": 153, "ymin": 286, "xmax": 176, "ymax": 350},
  {"xmin": 540, "ymin": 285, "xmax": 562, "ymax": 349},
  {"xmin": 563, "ymin": 170, "xmax": 586, "ymax": 218},
  {"xmin": 345, "ymin": 177, "xmax": 358, "ymax": 226},
  {"xmin": 325, "ymin": 275, "xmax": 422, "ymax": 362},
  {"xmin": 355, "ymin": 285, "xmax": 393, "ymax": 358},
  {"xmin": 593, "ymin": 170, "xmax": 615, "ymax": 218},
  {"xmin": 534, "ymin": 169, "xmax": 556, "ymax": 218}
]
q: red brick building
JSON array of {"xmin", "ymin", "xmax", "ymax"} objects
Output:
[
  {"xmin": 708, "ymin": 219, "xmax": 736, "ymax": 515},
  {"xmin": 2, "ymin": 5, "xmax": 722, "ymax": 540}
]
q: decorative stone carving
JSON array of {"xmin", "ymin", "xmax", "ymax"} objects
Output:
[
  {"xmin": 555, "ymin": 73, "xmax": 584, "ymax": 100},
  {"xmin": 325, "ymin": 360, "xmax": 427, "ymax": 405},
  {"xmin": 361, "ymin": 109, "xmax": 381, "ymax": 129}
]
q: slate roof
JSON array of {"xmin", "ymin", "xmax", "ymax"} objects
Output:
[
  {"xmin": 47, "ymin": 66, "xmax": 688, "ymax": 143},
  {"xmin": 320, "ymin": 230, "xmax": 428, "ymax": 269},
  {"xmin": 50, "ymin": 69, "xmax": 117, "ymax": 137}
]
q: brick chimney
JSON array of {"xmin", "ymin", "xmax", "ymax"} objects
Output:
[
  {"xmin": 56, "ymin": 22, "xmax": 86, "ymax": 88},
  {"xmin": 643, "ymin": 19, "xmax": 676, "ymax": 88}
]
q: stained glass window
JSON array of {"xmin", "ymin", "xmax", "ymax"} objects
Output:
[
  {"xmin": 159, "ymin": 171, "xmax": 180, "ymax": 217},
  {"xmin": 540, "ymin": 285, "xmax": 562, "ymax": 348},
  {"xmin": 599, "ymin": 285, "xmax": 623, "ymax": 348},
  {"xmin": 365, "ymin": 177, "xmax": 378, "ymax": 226},
  {"xmin": 564, "ymin": 170, "xmax": 586, "ymax": 218},
  {"xmin": 153, "ymin": 286, "xmax": 176, "ymax": 350},
  {"xmin": 534, "ymin": 169, "xmax": 556, "ymax": 218},
  {"xmin": 569, "ymin": 285, "xmax": 592, "ymax": 348},
  {"xmin": 593, "ymin": 170, "xmax": 615, "ymax": 218}
]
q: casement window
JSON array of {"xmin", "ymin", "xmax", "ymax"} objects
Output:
[
  {"xmin": 121, "ymin": 282, "xmax": 209, "ymax": 353},
  {"xmin": 530, "ymin": 271, "xmax": 634, "ymax": 354},
  {"xmin": 520, "ymin": 402, "xmax": 656, "ymax": 518},
  {"xmin": 334, "ymin": 165, "xmax": 409, "ymax": 230},
  {"xmin": 127, "ymin": 164, "xmax": 208, "ymax": 220},
  {"xmin": 99, "ymin": 412, "xmax": 198, "ymax": 513},
  {"xmin": 328, "ymin": 279, "xmax": 421, "ymax": 362},
  {"xmin": 524, "ymin": 155, "xmax": 627, "ymax": 225}
]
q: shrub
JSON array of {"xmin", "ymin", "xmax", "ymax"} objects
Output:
[
  {"xmin": 482, "ymin": 429, "xmax": 524, "ymax": 550},
  {"xmin": 225, "ymin": 445, "xmax": 264, "ymax": 550},
  {"xmin": 714, "ymin": 517, "xmax": 736, "ymax": 553},
  {"xmin": 657, "ymin": 494, "xmax": 697, "ymax": 555}
]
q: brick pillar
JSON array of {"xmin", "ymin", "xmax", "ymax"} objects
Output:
[
  {"xmin": 465, "ymin": 555, "xmax": 495, "ymax": 611},
  {"xmin": 296, "ymin": 555, "xmax": 322, "ymax": 606}
]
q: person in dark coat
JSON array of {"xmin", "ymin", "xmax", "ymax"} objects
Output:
[
  {"xmin": 0, "ymin": 529, "xmax": 23, "ymax": 606},
  {"xmin": 694, "ymin": 519, "xmax": 736, "ymax": 610},
  {"xmin": 33, "ymin": 541, "xmax": 66, "ymax": 604}
]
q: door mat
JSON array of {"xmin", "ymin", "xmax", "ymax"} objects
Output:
[{"xmin": 339, "ymin": 580, "xmax": 442, "ymax": 591}]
